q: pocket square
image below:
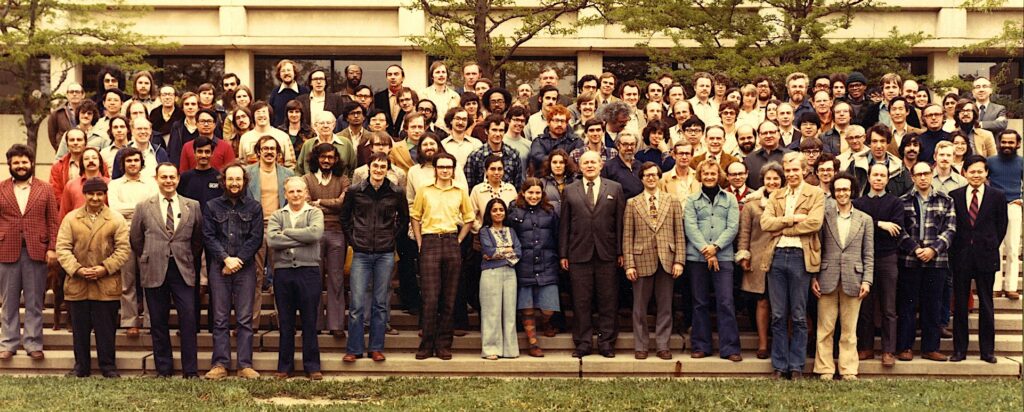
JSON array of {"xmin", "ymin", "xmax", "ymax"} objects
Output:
[{"xmin": 607, "ymin": 195, "xmax": 614, "ymax": 199}]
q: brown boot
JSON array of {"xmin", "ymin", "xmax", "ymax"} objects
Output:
[
  {"xmin": 540, "ymin": 313, "xmax": 557, "ymax": 338},
  {"xmin": 528, "ymin": 345, "xmax": 545, "ymax": 357},
  {"xmin": 858, "ymin": 350, "xmax": 874, "ymax": 360}
]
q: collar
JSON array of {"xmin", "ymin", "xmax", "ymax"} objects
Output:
[
  {"xmin": 277, "ymin": 82, "xmax": 300, "ymax": 94},
  {"xmin": 785, "ymin": 182, "xmax": 804, "ymax": 197},
  {"xmin": 285, "ymin": 202, "xmax": 315, "ymax": 214},
  {"xmin": 161, "ymin": 193, "xmax": 179, "ymax": 204},
  {"xmin": 868, "ymin": 190, "xmax": 886, "ymax": 198}
]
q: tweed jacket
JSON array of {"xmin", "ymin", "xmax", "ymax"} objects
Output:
[
  {"xmin": 129, "ymin": 195, "xmax": 204, "ymax": 288},
  {"xmin": 963, "ymin": 126, "xmax": 998, "ymax": 158},
  {"xmin": 736, "ymin": 194, "xmax": 773, "ymax": 294},
  {"xmin": 56, "ymin": 206, "xmax": 130, "ymax": 301},
  {"xmin": 623, "ymin": 191, "xmax": 686, "ymax": 277},
  {"xmin": 0, "ymin": 178, "xmax": 59, "ymax": 263},
  {"xmin": 897, "ymin": 190, "xmax": 956, "ymax": 269},
  {"xmin": 760, "ymin": 183, "xmax": 826, "ymax": 273},
  {"xmin": 818, "ymin": 203, "xmax": 875, "ymax": 297}
]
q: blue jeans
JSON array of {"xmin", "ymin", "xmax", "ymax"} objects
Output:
[
  {"xmin": 767, "ymin": 248, "xmax": 811, "ymax": 373},
  {"xmin": 689, "ymin": 262, "xmax": 741, "ymax": 357},
  {"xmin": 347, "ymin": 252, "xmax": 395, "ymax": 355},
  {"xmin": 274, "ymin": 266, "xmax": 321, "ymax": 374},
  {"xmin": 208, "ymin": 260, "xmax": 256, "ymax": 369}
]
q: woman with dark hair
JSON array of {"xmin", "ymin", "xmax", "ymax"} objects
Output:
[
  {"xmin": 737, "ymin": 161, "xmax": 784, "ymax": 360},
  {"xmin": 460, "ymin": 92, "xmax": 482, "ymax": 128},
  {"xmin": 539, "ymin": 149, "xmax": 577, "ymax": 210},
  {"xmin": 302, "ymin": 142, "xmax": 351, "ymax": 339},
  {"xmin": 278, "ymin": 99, "xmax": 315, "ymax": 149},
  {"xmin": 830, "ymin": 73, "xmax": 848, "ymax": 101},
  {"xmin": 950, "ymin": 131, "xmax": 974, "ymax": 175},
  {"xmin": 56, "ymin": 100, "xmax": 107, "ymax": 159},
  {"xmin": 636, "ymin": 119, "xmax": 675, "ymax": 172},
  {"xmin": 478, "ymin": 197, "xmax": 521, "ymax": 360},
  {"xmin": 507, "ymin": 177, "xmax": 560, "ymax": 357},
  {"xmin": 941, "ymin": 92, "xmax": 959, "ymax": 132}
]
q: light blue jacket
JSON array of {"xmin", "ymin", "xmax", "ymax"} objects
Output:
[
  {"xmin": 684, "ymin": 188, "xmax": 739, "ymax": 262},
  {"xmin": 245, "ymin": 164, "xmax": 295, "ymax": 208}
]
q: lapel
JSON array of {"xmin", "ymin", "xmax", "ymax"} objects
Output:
[
  {"xmin": 579, "ymin": 180, "xmax": 595, "ymax": 213},
  {"xmin": 595, "ymin": 178, "xmax": 611, "ymax": 213},
  {"xmin": 826, "ymin": 206, "xmax": 840, "ymax": 249},
  {"xmin": 0, "ymin": 180, "xmax": 15, "ymax": 213},
  {"xmin": 175, "ymin": 197, "xmax": 190, "ymax": 239},
  {"xmin": 151, "ymin": 196, "xmax": 173, "ymax": 240},
  {"xmin": 654, "ymin": 195, "xmax": 671, "ymax": 231},
  {"xmin": 25, "ymin": 180, "xmax": 46, "ymax": 216}
]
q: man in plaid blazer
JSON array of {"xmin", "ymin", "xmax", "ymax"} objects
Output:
[
  {"xmin": 896, "ymin": 161, "xmax": 956, "ymax": 362},
  {"xmin": 623, "ymin": 162, "xmax": 686, "ymax": 360},
  {"xmin": 0, "ymin": 144, "xmax": 60, "ymax": 361}
]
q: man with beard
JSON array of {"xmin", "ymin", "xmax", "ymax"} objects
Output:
[
  {"xmin": 0, "ymin": 145, "xmax": 60, "ymax": 361},
  {"xmin": 528, "ymin": 105, "xmax": 582, "ymax": 175},
  {"xmin": 785, "ymin": 72, "xmax": 812, "ymax": 121},
  {"xmin": 754, "ymin": 76, "xmax": 775, "ymax": 108},
  {"xmin": 302, "ymin": 143, "xmax": 351, "ymax": 338},
  {"xmin": 297, "ymin": 111, "xmax": 357, "ymax": 177},
  {"xmin": 987, "ymin": 130, "xmax": 1023, "ymax": 299},
  {"xmin": 245, "ymin": 136, "xmax": 296, "ymax": 332},
  {"xmin": 898, "ymin": 135, "xmax": 923, "ymax": 180},
  {"xmin": 735, "ymin": 124, "xmax": 758, "ymax": 160},
  {"xmin": 526, "ymin": 86, "xmax": 561, "ymax": 140},
  {"xmin": 268, "ymin": 59, "xmax": 310, "ymax": 127},
  {"xmin": 339, "ymin": 65, "xmax": 363, "ymax": 98},
  {"xmin": 108, "ymin": 148, "xmax": 159, "ymax": 337},
  {"xmin": 59, "ymin": 147, "xmax": 109, "ymax": 220},
  {"xmin": 483, "ymin": 87, "xmax": 512, "ymax": 118},
  {"xmin": 179, "ymin": 109, "xmax": 236, "ymax": 173},
  {"xmin": 131, "ymin": 163, "xmax": 204, "ymax": 378},
  {"xmin": 917, "ymin": 104, "xmax": 952, "ymax": 164},
  {"xmin": 202, "ymin": 162, "xmax": 264, "ymax": 380}
]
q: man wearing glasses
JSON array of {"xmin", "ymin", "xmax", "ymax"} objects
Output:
[
  {"xmin": 690, "ymin": 125, "xmax": 738, "ymax": 172},
  {"xmin": 917, "ymin": 104, "xmax": 953, "ymax": 164},
  {"xmin": 296, "ymin": 111, "xmax": 356, "ymax": 177},
  {"xmin": 744, "ymin": 121, "xmax": 791, "ymax": 189},
  {"xmin": 337, "ymin": 85, "xmax": 374, "ymax": 132},
  {"xmin": 48, "ymin": 83, "xmax": 85, "ymax": 150},
  {"xmin": 296, "ymin": 68, "xmax": 346, "ymax": 128}
]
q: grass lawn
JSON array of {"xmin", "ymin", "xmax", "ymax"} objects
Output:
[{"xmin": 0, "ymin": 376, "xmax": 1020, "ymax": 411}]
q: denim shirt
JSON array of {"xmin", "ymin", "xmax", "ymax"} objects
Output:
[
  {"xmin": 202, "ymin": 194, "xmax": 265, "ymax": 264},
  {"xmin": 684, "ymin": 188, "xmax": 739, "ymax": 262}
]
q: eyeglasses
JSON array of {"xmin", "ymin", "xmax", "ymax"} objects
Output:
[
  {"xmin": 642, "ymin": 173, "xmax": 659, "ymax": 178},
  {"xmin": 924, "ymin": 113, "xmax": 943, "ymax": 118},
  {"xmin": 435, "ymin": 165, "xmax": 455, "ymax": 170},
  {"xmin": 673, "ymin": 152, "xmax": 692, "ymax": 157},
  {"xmin": 727, "ymin": 172, "xmax": 747, "ymax": 177},
  {"xmin": 684, "ymin": 127, "xmax": 703, "ymax": 133},
  {"xmin": 198, "ymin": 119, "xmax": 216, "ymax": 124},
  {"xmin": 418, "ymin": 107, "xmax": 434, "ymax": 113}
]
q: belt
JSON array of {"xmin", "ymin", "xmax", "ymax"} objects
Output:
[
  {"xmin": 775, "ymin": 247, "xmax": 802, "ymax": 252},
  {"xmin": 422, "ymin": 233, "xmax": 457, "ymax": 239}
]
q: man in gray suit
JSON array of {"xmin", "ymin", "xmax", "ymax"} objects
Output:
[
  {"xmin": 129, "ymin": 162, "xmax": 204, "ymax": 378},
  {"xmin": 812, "ymin": 172, "xmax": 874, "ymax": 380},
  {"xmin": 972, "ymin": 77, "xmax": 1007, "ymax": 137},
  {"xmin": 559, "ymin": 151, "xmax": 626, "ymax": 358}
]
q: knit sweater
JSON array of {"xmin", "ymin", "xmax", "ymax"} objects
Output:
[
  {"xmin": 852, "ymin": 192, "xmax": 905, "ymax": 257},
  {"xmin": 302, "ymin": 173, "xmax": 350, "ymax": 231},
  {"xmin": 987, "ymin": 154, "xmax": 1022, "ymax": 201}
]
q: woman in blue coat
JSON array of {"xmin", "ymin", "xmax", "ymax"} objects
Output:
[{"xmin": 507, "ymin": 177, "xmax": 560, "ymax": 358}]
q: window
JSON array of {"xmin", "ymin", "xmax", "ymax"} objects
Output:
[
  {"xmin": 898, "ymin": 57, "xmax": 929, "ymax": 78},
  {"xmin": 960, "ymin": 58, "xmax": 1023, "ymax": 117},
  {"xmin": 254, "ymin": 56, "xmax": 401, "ymax": 100},
  {"xmin": 83, "ymin": 56, "xmax": 225, "ymax": 98},
  {"xmin": 603, "ymin": 57, "xmax": 652, "ymax": 86}
]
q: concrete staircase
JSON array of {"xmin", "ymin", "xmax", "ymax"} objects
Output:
[{"xmin": 2, "ymin": 286, "xmax": 1021, "ymax": 379}]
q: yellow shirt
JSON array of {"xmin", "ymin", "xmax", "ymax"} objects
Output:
[{"xmin": 411, "ymin": 184, "xmax": 474, "ymax": 235}]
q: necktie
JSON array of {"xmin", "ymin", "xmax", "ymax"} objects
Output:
[
  {"xmin": 165, "ymin": 198, "xmax": 175, "ymax": 234},
  {"xmin": 649, "ymin": 195, "xmax": 658, "ymax": 221},
  {"xmin": 979, "ymin": 105, "xmax": 986, "ymax": 120},
  {"xmin": 389, "ymin": 93, "xmax": 399, "ymax": 121},
  {"xmin": 586, "ymin": 181, "xmax": 595, "ymax": 206},
  {"xmin": 969, "ymin": 188, "xmax": 979, "ymax": 227}
]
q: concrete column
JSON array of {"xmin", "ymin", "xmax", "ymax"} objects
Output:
[
  {"xmin": 929, "ymin": 51, "xmax": 960, "ymax": 95},
  {"xmin": 402, "ymin": 50, "xmax": 428, "ymax": 91},
  {"xmin": 225, "ymin": 50, "xmax": 255, "ymax": 89},
  {"xmin": 219, "ymin": 6, "xmax": 247, "ymax": 36},
  {"xmin": 399, "ymin": 3, "xmax": 426, "ymax": 38},
  {"xmin": 577, "ymin": 51, "xmax": 603, "ymax": 77},
  {"xmin": 48, "ymin": 57, "xmax": 81, "ymax": 94}
]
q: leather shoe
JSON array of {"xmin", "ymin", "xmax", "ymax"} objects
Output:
[
  {"xmin": 453, "ymin": 329, "xmax": 468, "ymax": 337},
  {"xmin": 102, "ymin": 371, "xmax": 120, "ymax": 379},
  {"xmin": 881, "ymin": 352, "xmax": 896, "ymax": 367},
  {"xmin": 307, "ymin": 371, "xmax": 323, "ymax": 381},
  {"xmin": 370, "ymin": 351, "xmax": 386, "ymax": 362},
  {"xmin": 790, "ymin": 371, "xmax": 803, "ymax": 380},
  {"xmin": 436, "ymin": 349, "xmax": 453, "ymax": 360},
  {"xmin": 981, "ymin": 355, "xmax": 998, "ymax": 364},
  {"xmin": 342, "ymin": 353, "xmax": 359, "ymax": 363},
  {"xmin": 940, "ymin": 328, "xmax": 953, "ymax": 339},
  {"xmin": 756, "ymin": 349, "xmax": 770, "ymax": 359},
  {"xmin": 858, "ymin": 350, "xmax": 874, "ymax": 360},
  {"xmin": 599, "ymin": 349, "xmax": 615, "ymax": 358},
  {"xmin": 949, "ymin": 352, "xmax": 966, "ymax": 362},
  {"xmin": 415, "ymin": 349, "xmax": 433, "ymax": 360},
  {"xmin": 922, "ymin": 351, "xmax": 948, "ymax": 362},
  {"xmin": 770, "ymin": 371, "xmax": 784, "ymax": 380},
  {"xmin": 273, "ymin": 372, "xmax": 291, "ymax": 380},
  {"xmin": 572, "ymin": 348, "xmax": 591, "ymax": 358},
  {"xmin": 896, "ymin": 350, "xmax": 914, "ymax": 361},
  {"xmin": 28, "ymin": 351, "xmax": 44, "ymax": 360},
  {"xmin": 331, "ymin": 330, "xmax": 346, "ymax": 339},
  {"xmin": 634, "ymin": 351, "xmax": 648, "ymax": 360},
  {"xmin": 726, "ymin": 354, "xmax": 742, "ymax": 362},
  {"xmin": 0, "ymin": 351, "xmax": 13, "ymax": 360},
  {"xmin": 126, "ymin": 327, "xmax": 140, "ymax": 338},
  {"xmin": 656, "ymin": 350, "xmax": 673, "ymax": 360},
  {"xmin": 528, "ymin": 345, "xmax": 544, "ymax": 358},
  {"xmin": 65, "ymin": 369, "xmax": 89, "ymax": 378},
  {"xmin": 1006, "ymin": 291, "xmax": 1020, "ymax": 300},
  {"xmin": 690, "ymin": 351, "xmax": 707, "ymax": 359}
]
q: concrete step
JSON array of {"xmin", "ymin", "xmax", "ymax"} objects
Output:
[{"xmin": 1, "ymin": 349, "xmax": 1018, "ymax": 379}]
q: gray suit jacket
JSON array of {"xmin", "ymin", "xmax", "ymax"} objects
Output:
[
  {"xmin": 559, "ymin": 178, "xmax": 625, "ymax": 263},
  {"xmin": 818, "ymin": 203, "xmax": 874, "ymax": 297},
  {"xmin": 977, "ymin": 101, "xmax": 1007, "ymax": 136},
  {"xmin": 130, "ymin": 195, "xmax": 204, "ymax": 288}
]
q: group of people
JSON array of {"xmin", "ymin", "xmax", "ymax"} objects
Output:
[{"xmin": 1, "ymin": 59, "xmax": 1020, "ymax": 381}]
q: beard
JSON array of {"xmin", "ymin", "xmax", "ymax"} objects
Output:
[
  {"xmin": 739, "ymin": 142, "xmax": 756, "ymax": 153},
  {"xmin": 225, "ymin": 186, "xmax": 245, "ymax": 199},
  {"xmin": 9, "ymin": 166, "xmax": 31, "ymax": 181}
]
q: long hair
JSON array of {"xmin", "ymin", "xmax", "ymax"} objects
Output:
[
  {"xmin": 540, "ymin": 149, "xmax": 577, "ymax": 178},
  {"xmin": 416, "ymin": 132, "xmax": 446, "ymax": 165},
  {"xmin": 515, "ymin": 177, "xmax": 554, "ymax": 212},
  {"xmin": 308, "ymin": 143, "xmax": 343, "ymax": 177},
  {"xmin": 481, "ymin": 198, "xmax": 508, "ymax": 228}
]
